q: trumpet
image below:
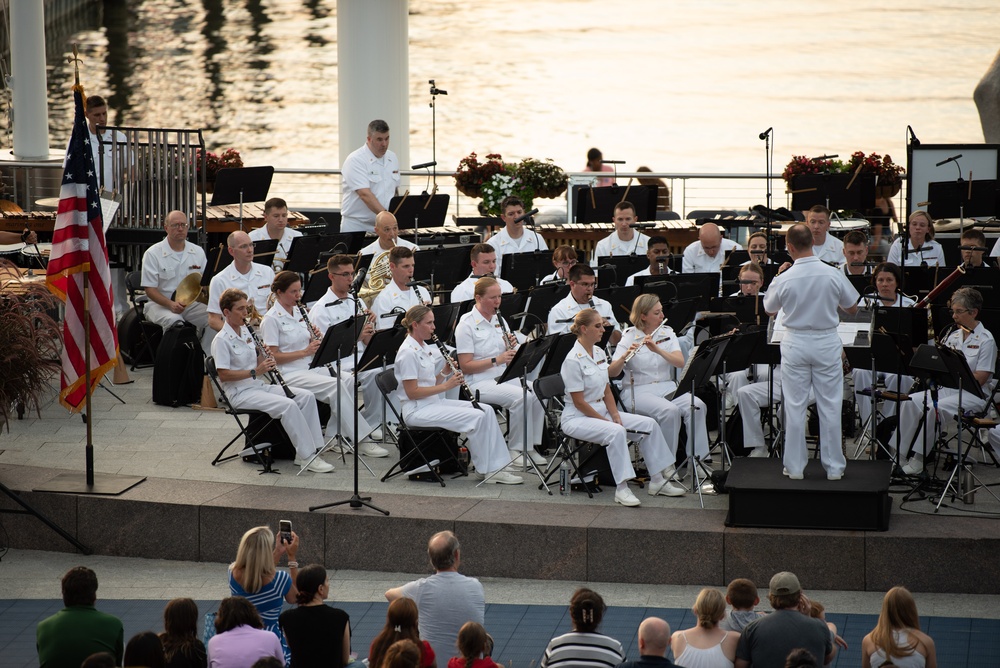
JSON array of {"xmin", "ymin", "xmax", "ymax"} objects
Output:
[
  {"xmin": 244, "ymin": 318, "xmax": 296, "ymax": 399},
  {"xmin": 431, "ymin": 333, "xmax": 481, "ymax": 410}
]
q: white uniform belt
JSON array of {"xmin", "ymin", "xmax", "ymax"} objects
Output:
[{"xmin": 784, "ymin": 327, "xmax": 839, "ymax": 336}]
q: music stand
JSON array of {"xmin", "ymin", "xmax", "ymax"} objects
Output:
[
  {"xmin": 285, "ymin": 232, "xmax": 366, "ymax": 274},
  {"xmin": 636, "ymin": 273, "xmax": 719, "ymax": 307},
  {"xmin": 211, "ymin": 166, "xmax": 275, "ymax": 229},
  {"xmin": 413, "ymin": 245, "xmax": 474, "ymax": 296},
  {"xmin": 302, "ymin": 271, "xmax": 332, "ymax": 305},
  {"xmin": 574, "ymin": 184, "xmax": 658, "ymax": 223},
  {"xmin": 524, "ymin": 283, "xmax": 570, "ymax": 334},
  {"xmin": 431, "ymin": 302, "xmax": 463, "ymax": 345},
  {"xmin": 501, "ymin": 251, "xmax": 554, "ymax": 291},
  {"xmin": 538, "ymin": 333, "xmax": 581, "ymax": 378},
  {"xmin": 927, "ymin": 179, "xmax": 999, "ymax": 221},
  {"xmin": 597, "ymin": 255, "xmax": 647, "ymax": 287},
  {"xmin": 251, "ymin": 239, "xmax": 279, "ymax": 268},
  {"xmin": 708, "ymin": 329, "xmax": 761, "ymax": 466},
  {"xmin": 390, "ymin": 192, "xmax": 450, "ymax": 246},
  {"xmin": 204, "ymin": 243, "xmax": 232, "ymax": 284},
  {"xmin": 596, "ymin": 285, "xmax": 640, "ymax": 327},
  {"xmin": 499, "ymin": 291, "xmax": 527, "ymax": 324},
  {"xmin": 790, "ymin": 172, "xmax": 876, "ymax": 212},
  {"xmin": 707, "ymin": 296, "xmax": 767, "ymax": 328}
]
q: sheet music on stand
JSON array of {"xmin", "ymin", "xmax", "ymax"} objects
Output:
[
  {"xmin": 99, "ymin": 189, "xmax": 122, "ymax": 234},
  {"xmin": 767, "ymin": 307, "xmax": 873, "ymax": 348}
]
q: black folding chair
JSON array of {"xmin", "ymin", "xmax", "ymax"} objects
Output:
[
  {"xmin": 121, "ymin": 270, "xmax": 162, "ymax": 370},
  {"xmin": 206, "ymin": 356, "xmax": 281, "ymax": 474}
]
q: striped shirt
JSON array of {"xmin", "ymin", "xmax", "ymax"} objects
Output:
[
  {"xmin": 540, "ymin": 631, "xmax": 625, "ymax": 668},
  {"xmin": 229, "ymin": 568, "xmax": 292, "ymax": 664}
]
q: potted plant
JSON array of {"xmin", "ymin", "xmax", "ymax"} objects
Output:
[
  {"xmin": 454, "ymin": 152, "xmax": 505, "ymax": 198},
  {"xmin": 196, "ymin": 148, "xmax": 244, "ymax": 188},
  {"xmin": 479, "ymin": 165, "xmax": 535, "ymax": 217},
  {"xmin": 847, "ymin": 151, "xmax": 905, "ymax": 198},
  {"xmin": 782, "ymin": 155, "xmax": 848, "ymax": 185},
  {"xmin": 516, "ymin": 158, "xmax": 568, "ymax": 199}
]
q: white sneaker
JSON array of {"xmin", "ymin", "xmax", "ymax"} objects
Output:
[
  {"xmin": 749, "ymin": 447, "xmax": 769, "ymax": 458},
  {"xmin": 782, "ymin": 467, "xmax": 803, "ymax": 480},
  {"xmin": 480, "ymin": 470, "xmax": 524, "ymax": 485},
  {"xmin": 294, "ymin": 456, "xmax": 335, "ymax": 473},
  {"xmin": 359, "ymin": 442, "xmax": 390, "ymax": 458},
  {"xmin": 647, "ymin": 480, "xmax": 686, "ymax": 497},
  {"xmin": 368, "ymin": 427, "xmax": 384, "ymax": 441},
  {"xmin": 614, "ymin": 488, "xmax": 641, "ymax": 507},
  {"xmin": 508, "ymin": 449, "xmax": 547, "ymax": 466},
  {"xmin": 902, "ymin": 458, "xmax": 924, "ymax": 475}
]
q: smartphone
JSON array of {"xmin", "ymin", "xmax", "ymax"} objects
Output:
[{"xmin": 278, "ymin": 519, "xmax": 292, "ymax": 545}]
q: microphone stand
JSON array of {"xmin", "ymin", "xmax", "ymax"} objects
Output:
[{"xmin": 760, "ymin": 128, "xmax": 776, "ymax": 256}]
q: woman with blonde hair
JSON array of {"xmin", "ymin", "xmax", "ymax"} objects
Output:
[
  {"xmin": 368, "ymin": 598, "xmax": 436, "ymax": 668},
  {"xmin": 670, "ymin": 588, "xmax": 739, "ymax": 668},
  {"xmin": 229, "ymin": 526, "xmax": 300, "ymax": 664},
  {"xmin": 886, "ymin": 210, "xmax": 944, "ymax": 267},
  {"xmin": 861, "ymin": 586, "xmax": 937, "ymax": 668}
]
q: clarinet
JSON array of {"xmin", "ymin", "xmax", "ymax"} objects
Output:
[
  {"xmin": 430, "ymin": 333, "xmax": 481, "ymax": 410},
  {"xmin": 244, "ymin": 319, "xmax": 296, "ymax": 399},
  {"xmin": 496, "ymin": 311, "xmax": 516, "ymax": 352},
  {"xmin": 296, "ymin": 301, "xmax": 336, "ymax": 377}
]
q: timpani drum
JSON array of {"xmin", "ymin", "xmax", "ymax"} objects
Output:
[{"xmin": 21, "ymin": 242, "xmax": 52, "ymax": 267}]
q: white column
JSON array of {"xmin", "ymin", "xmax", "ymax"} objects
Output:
[
  {"xmin": 10, "ymin": 0, "xmax": 50, "ymax": 159},
  {"xmin": 338, "ymin": 0, "xmax": 410, "ymax": 173}
]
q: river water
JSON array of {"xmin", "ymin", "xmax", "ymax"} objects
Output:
[{"xmin": 8, "ymin": 0, "xmax": 1000, "ymax": 178}]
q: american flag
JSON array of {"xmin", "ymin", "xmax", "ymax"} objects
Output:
[{"xmin": 46, "ymin": 87, "xmax": 118, "ymax": 411}]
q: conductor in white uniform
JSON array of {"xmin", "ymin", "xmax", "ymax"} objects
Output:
[{"xmin": 340, "ymin": 119, "xmax": 401, "ymax": 233}]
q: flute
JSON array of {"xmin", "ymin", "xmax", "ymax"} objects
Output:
[
  {"xmin": 430, "ymin": 333, "xmax": 481, "ymax": 410},
  {"xmin": 244, "ymin": 319, "xmax": 296, "ymax": 399}
]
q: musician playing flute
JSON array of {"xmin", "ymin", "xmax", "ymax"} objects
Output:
[
  {"xmin": 395, "ymin": 305, "xmax": 523, "ymax": 485},
  {"xmin": 455, "ymin": 278, "xmax": 547, "ymax": 467},
  {"xmin": 261, "ymin": 271, "xmax": 387, "ymax": 458},
  {"xmin": 560, "ymin": 309, "xmax": 673, "ymax": 507},
  {"xmin": 212, "ymin": 288, "xmax": 333, "ymax": 473}
]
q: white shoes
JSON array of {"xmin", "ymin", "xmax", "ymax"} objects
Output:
[
  {"xmin": 477, "ymin": 470, "xmax": 524, "ymax": 485},
  {"xmin": 648, "ymin": 479, "xmax": 686, "ymax": 497},
  {"xmin": 368, "ymin": 427, "xmax": 384, "ymax": 441},
  {"xmin": 508, "ymin": 448, "xmax": 547, "ymax": 466},
  {"xmin": 662, "ymin": 464, "xmax": 677, "ymax": 480},
  {"xmin": 614, "ymin": 487, "xmax": 641, "ymax": 507},
  {"xmin": 782, "ymin": 467, "xmax": 803, "ymax": 480},
  {"xmin": 902, "ymin": 458, "xmax": 925, "ymax": 475},
  {"xmin": 749, "ymin": 447, "xmax": 769, "ymax": 458},
  {"xmin": 359, "ymin": 442, "xmax": 390, "ymax": 458},
  {"xmin": 294, "ymin": 456, "xmax": 335, "ymax": 473}
]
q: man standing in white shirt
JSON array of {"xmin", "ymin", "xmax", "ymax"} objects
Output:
[
  {"xmin": 248, "ymin": 197, "xmax": 302, "ymax": 271},
  {"xmin": 547, "ymin": 264, "xmax": 621, "ymax": 345},
  {"xmin": 450, "ymin": 243, "xmax": 515, "ymax": 303},
  {"xmin": 340, "ymin": 119, "xmax": 401, "ymax": 233},
  {"xmin": 807, "ymin": 205, "xmax": 844, "ymax": 264},
  {"xmin": 591, "ymin": 201, "xmax": 649, "ymax": 265},
  {"xmin": 371, "ymin": 247, "xmax": 432, "ymax": 330},
  {"xmin": 207, "ymin": 231, "xmax": 275, "ymax": 332},
  {"xmin": 488, "ymin": 195, "xmax": 547, "ymax": 277},
  {"xmin": 625, "ymin": 235, "xmax": 673, "ymax": 286},
  {"xmin": 83, "ymin": 95, "xmax": 131, "ymax": 194},
  {"xmin": 682, "ymin": 222, "xmax": 741, "ymax": 273}
]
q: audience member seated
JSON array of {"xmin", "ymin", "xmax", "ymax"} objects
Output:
[
  {"xmin": 229, "ymin": 526, "xmax": 300, "ymax": 664},
  {"xmin": 36, "ymin": 566, "xmax": 124, "ymax": 668},
  {"xmin": 861, "ymin": 586, "xmax": 937, "ymax": 668},
  {"xmin": 382, "ymin": 640, "xmax": 424, "ymax": 668},
  {"xmin": 784, "ymin": 648, "xmax": 819, "ymax": 668},
  {"xmin": 805, "ymin": 598, "xmax": 848, "ymax": 654},
  {"xmin": 207, "ymin": 597, "xmax": 284, "ymax": 668},
  {"xmin": 614, "ymin": 617, "xmax": 677, "ymax": 668},
  {"xmin": 540, "ymin": 588, "xmax": 624, "ymax": 668},
  {"xmin": 386, "ymin": 531, "xmax": 485, "ymax": 663},
  {"xmin": 734, "ymin": 572, "xmax": 834, "ymax": 668},
  {"xmin": 124, "ymin": 631, "xmax": 166, "ymax": 668},
  {"xmin": 369, "ymin": 598, "xmax": 437, "ymax": 668},
  {"xmin": 81, "ymin": 652, "xmax": 117, "ymax": 668},
  {"xmin": 719, "ymin": 579, "xmax": 764, "ymax": 633},
  {"xmin": 252, "ymin": 659, "xmax": 284, "ymax": 668},
  {"xmin": 448, "ymin": 622, "xmax": 498, "ymax": 668},
  {"xmin": 160, "ymin": 598, "xmax": 207, "ymax": 668},
  {"xmin": 280, "ymin": 564, "xmax": 360, "ymax": 668},
  {"xmin": 670, "ymin": 588, "xmax": 739, "ymax": 668}
]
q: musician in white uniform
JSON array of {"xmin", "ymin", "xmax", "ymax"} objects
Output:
[
  {"xmin": 724, "ymin": 263, "xmax": 769, "ymax": 402},
  {"xmin": 852, "ymin": 262, "xmax": 915, "ymax": 426},
  {"xmin": 261, "ymin": 271, "xmax": 387, "ymax": 457},
  {"xmin": 455, "ymin": 278, "xmax": 546, "ymax": 466},
  {"xmin": 371, "ymin": 247, "xmax": 432, "ymax": 330},
  {"xmin": 891, "ymin": 287, "xmax": 995, "ymax": 475},
  {"xmin": 208, "ymin": 230, "xmax": 275, "ymax": 331},
  {"xmin": 960, "ymin": 229, "xmax": 991, "ymax": 268},
  {"xmin": 359, "ymin": 211, "xmax": 418, "ymax": 278},
  {"xmin": 540, "ymin": 245, "xmax": 579, "ymax": 284},
  {"xmin": 886, "ymin": 210, "xmax": 945, "ymax": 268},
  {"xmin": 141, "ymin": 210, "xmax": 211, "ymax": 349},
  {"xmin": 763, "ymin": 224, "xmax": 859, "ymax": 480},
  {"xmin": 340, "ymin": 119, "xmax": 401, "ymax": 233},
  {"xmin": 682, "ymin": 222, "xmax": 741, "ymax": 274},
  {"xmin": 248, "ymin": 197, "xmax": 302, "ymax": 271},
  {"xmin": 609, "ymin": 295, "xmax": 707, "ymax": 494},
  {"xmin": 840, "ymin": 230, "xmax": 871, "ymax": 276},
  {"xmin": 590, "ymin": 201, "xmax": 649, "ymax": 266},
  {"xmin": 547, "ymin": 264, "xmax": 620, "ymax": 346},
  {"xmin": 450, "ymin": 243, "xmax": 515, "ymax": 303},
  {"xmin": 489, "ymin": 195, "xmax": 547, "ymax": 278},
  {"xmin": 212, "ymin": 288, "xmax": 333, "ymax": 473},
  {"xmin": 560, "ymin": 309, "xmax": 674, "ymax": 507},
  {"xmin": 309, "ymin": 254, "xmax": 386, "ymax": 437},
  {"xmin": 625, "ymin": 235, "xmax": 673, "ymax": 286},
  {"xmin": 395, "ymin": 305, "xmax": 522, "ymax": 484},
  {"xmin": 807, "ymin": 205, "xmax": 845, "ymax": 264}
]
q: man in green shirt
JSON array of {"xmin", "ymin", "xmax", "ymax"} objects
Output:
[{"xmin": 36, "ymin": 566, "xmax": 124, "ymax": 668}]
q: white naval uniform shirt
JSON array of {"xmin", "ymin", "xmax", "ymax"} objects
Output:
[
  {"xmin": 886, "ymin": 238, "xmax": 945, "ymax": 267},
  {"xmin": 454, "ymin": 308, "xmax": 511, "ymax": 386},
  {"xmin": 211, "ymin": 322, "xmax": 263, "ymax": 395},
  {"xmin": 394, "ymin": 335, "xmax": 446, "ymax": 410},
  {"xmin": 547, "ymin": 294, "xmax": 619, "ymax": 335},
  {"xmin": 591, "ymin": 231, "xmax": 650, "ymax": 266},
  {"xmin": 624, "ymin": 266, "xmax": 673, "ymax": 287},
  {"xmin": 371, "ymin": 281, "xmax": 432, "ymax": 331},
  {"xmin": 489, "ymin": 227, "xmax": 547, "ymax": 277},
  {"xmin": 682, "ymin": 238, "xmax": 741, "ymax": 273},
  {"xmin": 248, "ymin": 225, "xmax": 302, "ymax": 271},
  {"xmin": 208, "ymin": 262, "xmax": 275, "ymax": 316},
  {"xmin": 812, "ymin": 234, "xmax": 845, "ymax": 264},
  {"xmin": 861, "ymin": 294, "xmax": 915, "ymax": 309},
  {"xmin": 340, "ymin": 144, "xmax": 401, "ymax": 231},
  {"xmin": 450, "ymin": 274, "xmax": 515, "ymax": 303},
  {"xmin": 614, "ymin": 325, "xmax": 681, "ymax": 391},
  {"xmin": 359, "ymin": 237, "xmax": 419, "ymax": 270},
  {"xmin": 140, "ymin": 239, "xmax": 207, "ymax": 294},
  {"xmin": 763, "ymin": 256, "xmax": 859, "ymax": 330},
  {"xmin": 944, "ymin": 322, "xmax": 996, "ymax": 393},
  {"xmin": 560, "ymin": 340, "xmax": 611, "ymax": 417},
  {"xmin": 308, "ymin": 290, "xmax": 367, "ymax": 370},
  {"xmin": 261, "ymin": 304, "xmax": 313, "ymax": 375}
]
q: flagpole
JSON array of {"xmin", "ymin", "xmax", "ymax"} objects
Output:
[{"xmin": 83, "ymin": 269, "xmax": 94, "ymax": 487}]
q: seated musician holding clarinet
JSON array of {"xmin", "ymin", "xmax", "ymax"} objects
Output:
[
  {"xmin": 212, "ymin": 288, "xmax": 333, "ymax": 473},
  {"xmin": 450, "ymin": 244, "xmax": 515, "ymax": 303}
]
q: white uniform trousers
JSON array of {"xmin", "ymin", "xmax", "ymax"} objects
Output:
[
  {"xmin": 227, "ymin": 383, "xmax": 324, "ymax": 460},
  {"xmin": 853, "ymin": 369, "xmax": 913, "ymax": 425},
  {"xmin": 146, "ymin": 301, "xmax": 214, "ymax": 355},
  {"xmin": 283, "ymin": 368, "xmax": 374, "ymax": 441},
  {"xmin": 893, "ymin": 388, "xmax": 986, "ymax": 458},
  {"xmin": 628, "ymin": 382, "xmax": 709, "ymax": 460},
  {"xmin": 561, "ymin": 406, "xmax": 671, "ymax": 485},
  {"xmin": 403, "ymin": 400, "xmax": 509, "ymax": 474},
  {"xmin": 780, "ymin": 330, "xmax": 847, "ymax": 477},
  {"xmin": 470, "ymin": 378, "xmax": 544, "ymax": 452}
]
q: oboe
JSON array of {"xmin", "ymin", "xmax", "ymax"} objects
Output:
[
  {"xmin": 430, "ymin": 333, "xmax": 481, "ymax": 409},
  {"xmin": 244, "ymin": 319, "xmax": 296, "ymax": 398},
  {"xmin": 296, "ymin": 301, "xmax": 336, "ymax": 377}
]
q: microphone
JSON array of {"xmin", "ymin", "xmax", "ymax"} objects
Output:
[
  {"xmin": 514, "ymin": 208, "xmax": 539, "ymax": 224},
  {"xmin": 936, "ymin": 154, "xmax": 962, "ymax": 167},
  {"xmin": 907, "ymin": 125, "xmax": 920, "ymax": 146},
  {"xmin": 511, "ymin": 311, "xmax": 545, "ymax": 327},
  {"xmin": 602, "ymin": 159, "xmax": 625, "ymax": 164},
  {"xmin": 556, "ymin": 317, "xmax": 576, "ymax": 323},
  {"xmin": 758, "ymin": 127, "xmax": 772, "ymax": 140},
  {"xmin": 350, "ymin": 265, "xmax": 367, "ymax": 293},
  {"xmin": 811, "ymin": 154, "xmax": 839, "ymax": 161},
  {"xmin": 854, "ymin": 285, "xmax": 877, "ymax": 306},
  {"xmin": 411, "ymin": 161, "xmax": 437, "ymax": 170},
  {"xmin": 628, "ymin": 222, "xmax": 656, "ymax": 229}
]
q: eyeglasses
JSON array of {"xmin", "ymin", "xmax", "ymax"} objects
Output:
[
  {"xmin": 331, "ymin": 270, "xmax": 356, "ymax": 278},
  {"xmin": 168, "ymin": 223, "xmax": 190, "ymax": 229},
  {"xmin": 949, "ymin": 308, "xmax": 970, "ymax": 315}
]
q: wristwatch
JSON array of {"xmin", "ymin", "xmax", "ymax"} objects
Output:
[
  {"xmin": 250, "ymin": 369, "xmax": 257, "ymax": 380},
  {"xmin": 491, "ymin": 357, "xmax": 497, "ymax": 367}
]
